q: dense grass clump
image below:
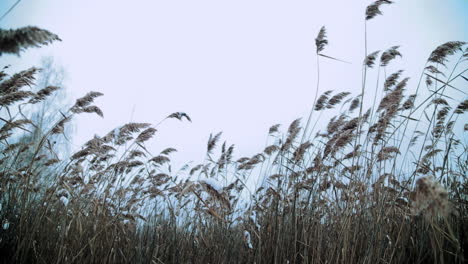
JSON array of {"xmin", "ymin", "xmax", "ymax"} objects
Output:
[{"xmin": 1, "ymin": 2, "xmax": 467, "ymax": 263}]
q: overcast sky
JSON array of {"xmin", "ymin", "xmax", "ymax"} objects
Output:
[{"xmin": 1, "ymin": 0, "xmax": 467, "ymax": 168}]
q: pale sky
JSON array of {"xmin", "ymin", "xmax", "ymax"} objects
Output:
[{"xmin": 1, "ymin": 0, "xmax": 467, "ymax": 168}]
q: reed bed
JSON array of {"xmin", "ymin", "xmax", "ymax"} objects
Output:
[{"xmin": 1, "ymin": 1, "xmax": 467, "ymax": 263}]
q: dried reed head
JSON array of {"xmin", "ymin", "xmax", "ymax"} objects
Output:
[
  {"xmin": 454, "ymin": 100, "xmax": 468, "ymax": 114},
  {"xmin": 384, "ymin": 70, "xmax": 403, "ymax": 91},
  {"xmin": 71, "ymin": 91, "xmax": 103, "ymax": 110},
  {"xmin": 160, "ymin": 147, "xmax": 177, "ymax": 155},
  {"xmin": 325, "ymin": 114, "xmax": 346, "ymax": 136},
  {"xmin": 378, "ymin": 77, "xmax": 409, "ymax": 112},
  {"xmin": 189, "ymin": 164, "xmax": 203, "ymax": 175},
  {"xmin": 0, "ymin": 26, "xmax": 61, "ymax": 56},
  {"xmin": 293, "ymin": 141, "xmax": 313, "ymax": 162},
  {"xmin": 425, "ymin": 65, "xmax": 445, "ymax": 76},
  {"xmin": 135, "ymin": 127, "xmax": 157, "ymax": 143},
  {"xmin": 315, "ymin": 26, "xmax": 328, "ymax": 54},
  {"xmin": 410, "ymin": 177, "xmax": 451, "ymax": 218},
  {"xmin": 1, "ymin": 67, "xmax": 38, "ymax": 94},
  {"xmin": 315, "ymin": 90, "xmax": 333, "ymax": 111},
  {"xmin": 326, "ymin": 92, "xmax": 351, "ymax": 109},
  {"xmin": 376, "ymin": 146, "xmax": 400, "ymax": 161},
  {"xmin": 268, "ymin": 124, "xmax": 281, "ymax": 134},
  {"xmin": 51, "ymin": 116, "xmax": 71, "ymax": 134},
  {"xmin": 0, "ymin": 91, "xmax": 34, "ymax": 106},
  {"xmin": 167, "ymin": 112, "xmax": 192, "ymax": 122},
  {"xmin": 428, "ymin": 41, "xmax": 465, "ymax": 66},
  {"xmin": 263, "ymin": 144, "xmax": 279, "ymax": 155},
  {"xmin": 366, "ymin": 0, "xmax": 393, "ymax": 20},
  {"xmin": 281, "ymin": 118, "xmax": 301, "ymax": 151},
  {"xmin": 29, "ymin": 85, "xmax": 60, "ymax": 104},
  {"xmin": 364, "ymin": 51, "xmax": 380, "ymax": 68},
  {"xmin": 401, "ymin": 94, "xmax": 416, "ymax": 110},
  {"xmin": 81, "ymin": 105, "xmax": 104, "ymax": 117},
  {"xmin": 349, "ymin": 96, "xmax": 360, "ymax": 112},
  {"xmin": 150, "ymin": 155, "xmax": 170, "ymax": 165},
  {"xmin": 0, "ymin": 119, "xmax": 33, "ymax": 140},
  {"xmin": 199, "ymin": 179, "xmax": 231, "ymax": 210},
  {"xmin": 380, "ymin": 46, "xmax": 401, "ymax": 67},
  {"xmin": 207, "ymin": 132, "xmax": 222, "ymax": 155}
]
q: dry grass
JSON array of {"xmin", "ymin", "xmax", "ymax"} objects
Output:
[{"xmin": 1, "ymin": 2, "xmax": 467, "ymax": 263}]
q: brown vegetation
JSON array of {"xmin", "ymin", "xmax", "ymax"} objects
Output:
[{"xmin": 1, "ymin": 1, "xmax": 467, "ymax": 263}]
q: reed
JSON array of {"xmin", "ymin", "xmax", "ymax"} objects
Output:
[{"xmin": 0, "ymin": 1, "xmax": 467, "ymax": 263}]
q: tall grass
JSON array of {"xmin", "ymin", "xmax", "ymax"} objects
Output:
[{"xmin": 1, "ymin": 2, "xmax": 467, "ymax": 263}]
